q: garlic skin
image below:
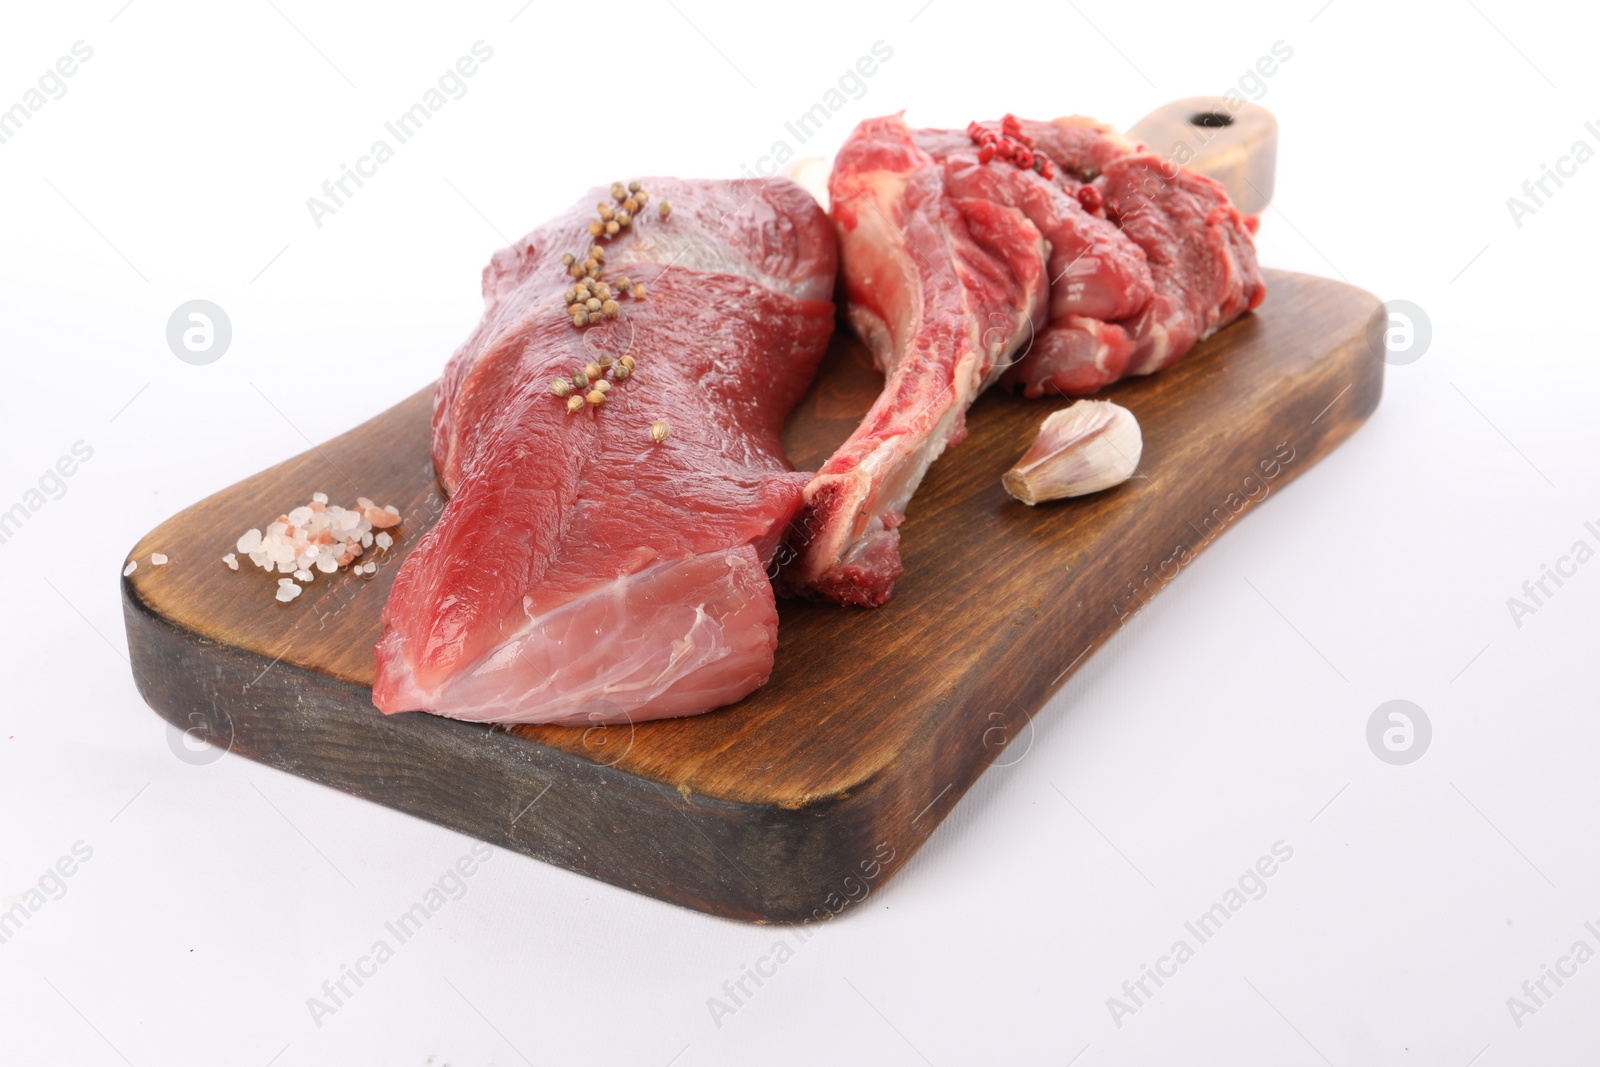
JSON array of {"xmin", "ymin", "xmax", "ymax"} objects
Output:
[
  {"xmin": 1002, "ymin": 401, "xmax": 1142, "ymax": 505},
  {"xmin": 782, "ymin": 156, "xmax": 832, "ymax": 210}
]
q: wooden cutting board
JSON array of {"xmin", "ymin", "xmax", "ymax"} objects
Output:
[{"xmin": 121, "ymin": 266, "xmax": 1382, "ymax": 922}]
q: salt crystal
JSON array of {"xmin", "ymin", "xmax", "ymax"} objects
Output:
[
  {"xmin": 150, "ymin": 552, "xmax": 168, "ymax": 565},
  {"xmin": 236, "ymin": 492, "xmax": 402, "ymax": 602},
  {"xmin": 223, "ymin": 553, "xmax": 239, "ymax": 570},
  {"xmin": 122, "ymin": 560, "xmax": 137, "ymax": 576}
]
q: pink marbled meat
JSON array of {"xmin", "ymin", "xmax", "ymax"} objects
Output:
[
  {"xmin": 781, "ymin": 113, "xmax": 1264, "ymax": 606},
  {"xmin": 777, "ymin": 115, "xmax": 1049, "ymax": 607},
  {"xmin": 375, "ymin": 177, "xmax": 836, "ymax": 725}
]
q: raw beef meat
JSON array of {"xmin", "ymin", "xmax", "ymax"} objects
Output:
[
  {"xmin": 775, "ymin": 115, "xmax": 1050, "ymax": 607},
  {"xmin": 781, "ymin": 113, "xmax": 1264, "ymax": 606},
  {"xmin": 979, "ymin": 117, "xmax": 1266, "ymax": 396},
  {"xmin": 374, "ymin": 177, "xmax": 836, "ymax": 725}
]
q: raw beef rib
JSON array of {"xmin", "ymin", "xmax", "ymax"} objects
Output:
[
  {"xmin": 374, "ymin": 177, "xmax": 836, "ymax": 725},
  {"xmin": 781, "ymin": 113, "xmax": 1264, "ymax": 606},
  {"xmin": 775, "ymin": 115, "xmax": 1050, "ymax": 607}
]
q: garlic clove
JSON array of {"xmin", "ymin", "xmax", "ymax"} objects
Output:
[
  {"xmin": 782, "ymin": 156, "xmax": 832, "ymax": 210},
  {"xmin": 1002, "ymin": 400, "xmax": 1142, "ymax": 505}
]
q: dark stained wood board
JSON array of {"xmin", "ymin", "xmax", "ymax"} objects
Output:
[{"xmin": 121, "ymin": 269, "xmax": 1383, "ymax": 922}]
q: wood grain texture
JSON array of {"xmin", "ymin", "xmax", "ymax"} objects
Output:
[
  {"xmin": 1128, "ymin": 96, "xmax": 1278, "ymax": 215},
  {"xmin": 122, "ymin": 269, "xmax": 1382, "ymax": 922}
]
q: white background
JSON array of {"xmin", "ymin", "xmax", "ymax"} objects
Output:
[{"xmin": 2, "ymin": 0, "xmax": 1596, "ymax": 1063}]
